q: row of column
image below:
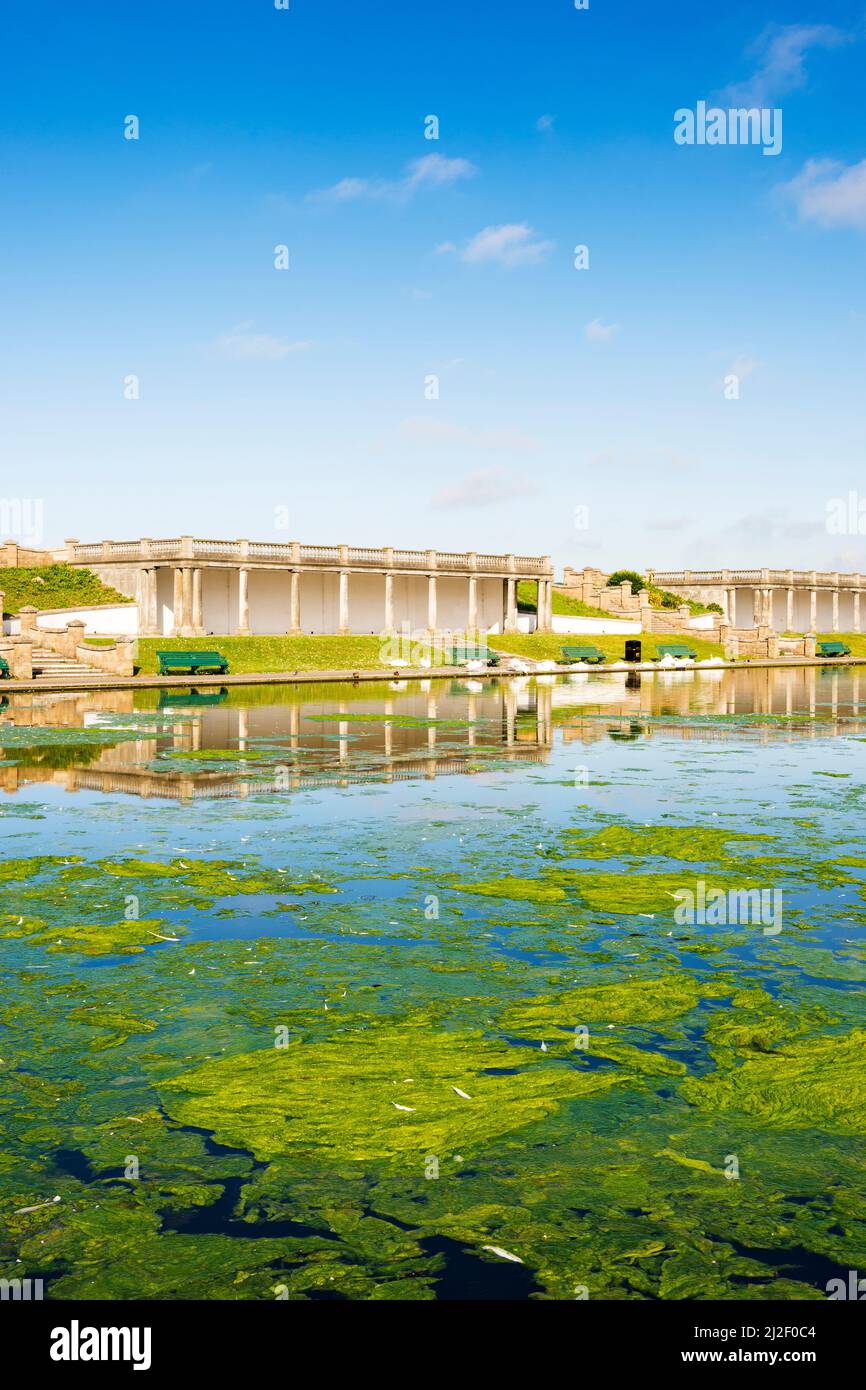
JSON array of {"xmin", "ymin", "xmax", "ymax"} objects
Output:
[
  {"xmin": 725, "ymin": 586, "xmax": 861, "ymax": 633},
  {"xmin": 138, "ymin": 567, "xmax": 555, "ymax": 637}
]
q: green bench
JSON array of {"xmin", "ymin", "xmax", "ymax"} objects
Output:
[
  {"xmin": 157, "ymin": 650, "xmax": 229, "ymax": 676},
  {"xmin": 446, "ymin": 645, "xmax": 501, "ymax": 667},
  {"xmin": 816, "ymin": 640, "xmax": 851, "ymax": 658},
  {"xmin": 560, "ymin": 645, "xmax": 606, "ymax": 665},
  {"xmin": 653, "ymin": 642, "xmax": 697, "ymax": 661},
  {"xmin": 0, "ymin": 656, "xmax": 10, "ymax": 680}
]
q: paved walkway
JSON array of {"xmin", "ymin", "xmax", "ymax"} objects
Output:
[{"xmin": 1, "ymin": 655, "xmax": 866, "ymax": 694}]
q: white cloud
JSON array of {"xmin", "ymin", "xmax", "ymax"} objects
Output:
[
  {"xmin": 585, "ymin": 319, "xmax": 621, "ymax": 343},
  {"xmin": 214, "ymin": 324, "xmax": 314, "ymax": 361},
  {"xmin": 536, "ymin": 114, "xmax": 555, "ymax": 132},
  {"xmin": 721, "ymin": 23, "xmax": 851, "ymax": 105},
  {"xmin": 780, "ymin": 157, "xmax": 866, "ymax": 231},
  {"xmin": 431, "ymin": 466, "xmax": 537, "ymax": 509},
  {"xmin": 307, "ymin": 154, "xmax": 476, "ymax": 204},
  {"xmin": 400, "ymin": 417, "xmax": 540, "ymax": 453},
  {"xmin": 440, "ymin": 223, "xmax": 555, "ymax": 267}
]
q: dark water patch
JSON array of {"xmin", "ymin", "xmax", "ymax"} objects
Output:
[{"xmin": 421, "ymin": 1235, "xmax": 540, "ymax": 1300}]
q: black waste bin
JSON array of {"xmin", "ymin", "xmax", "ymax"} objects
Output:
[{"xmin": 624, "ymin": 639, "xmax": 642, "ymax": 663}]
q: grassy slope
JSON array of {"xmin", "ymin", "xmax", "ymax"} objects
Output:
[
  {"xmin": 816, "ymin": 633, "xmax": 866, "ymax": 655},
  {"xmin": 0, "ymin": 565, "xmax": 132, "ymax": 614},
  {"xmin": 517, "ymin": 580, "xmax": 612, "ymax": 619},
  {"xmin": 489, "ymin": 632, "xmax": 725, "ymax": 661},
  {"xmin": 135, "ymin": 635, "xmax": 392, "ymax": 674}
]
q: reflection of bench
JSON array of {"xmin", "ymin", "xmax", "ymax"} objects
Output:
[
  {"xmin": 560, "ymin": 645, "xmax": 605, "ymax": 664},
  {"xmin": 0, "ymin": 656, "xmax": 10, "ymax": 680},
  {"xmin": 157, "ymin": 686, "xmax": 229, "ymax": 708},
  {"xmin": 653, "ymin": 642, "xmax": 697, "ymax": 661},
  {"xmin": 817, "ymin": 640, "xmax": 851, "ymax": 658},
  {"xmin": 157, "ymin": 651, "xmax": 229, "ymax": 676},
  {"xmin": 446, "ymin": 646, "xmax": 501, "ymax": 667}
]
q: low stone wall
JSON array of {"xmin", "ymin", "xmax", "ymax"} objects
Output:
[
  {"xmin": 0, "ymin": 638, "xmax": 33, "ymax": 679},
  {"xmin": 720, "ymin": 626, "xmax": 817, "ymax": 659},
  {"xmin": 15, "ymin": 606, "xmax": 134, "ymax": 676},
  {"xmin": 76, "ymin": 640, "xmax": 135, "ymax": 676}
]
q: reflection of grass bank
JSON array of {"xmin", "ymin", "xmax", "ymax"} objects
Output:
[{"xmin": 490, "ymin": 632, "xmax": 725, "ymax": 661}]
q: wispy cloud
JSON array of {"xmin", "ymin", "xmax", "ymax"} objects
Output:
[
  {"xmin": 721, "ymin": 23, "xmax": 851, "ymax": 106},
  {"xmin": 431, "ymin": 466, "xmax": 537, "ymax": 509},
  {"xmin": 536, "ymin": 114, "xmax": 555, "ymax": 133},
  {"xmin": 307, "ymin": 154, "xmax": 476, "ymax": 204},
  {"xmin": 780, "ymin": 158, "xmax": 866, "ymax": 231},
  {"xmin": 438, "ymin": 223, "xmax": 555, "ymax": 267},
  {"xmin": 585, "ymin": 319, "xmax": 621, "ymax": 343},
  {"xmin": 401, "ymin": 417, "xmax": 540, "ymax": 453},
  {"xmin": 214, "ymin": 324, "xmax": 314, "ymax": 361}
]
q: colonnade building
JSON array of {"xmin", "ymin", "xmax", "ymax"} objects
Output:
[{"xmin": 65, "ymin": 537, "xmax": 554, "ymax": 637}]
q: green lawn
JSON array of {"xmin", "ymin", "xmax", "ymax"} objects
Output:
[
  {"xmin": 135, "ymin": 635, "xmax": 394, "ymax": 674},
  {"xmin": 489, "ymin": 632, "xmax": 725, "ymax": 662},
  {"xmin": 0, "ymin": 564, "xmax": 132, "ymax": 615}
]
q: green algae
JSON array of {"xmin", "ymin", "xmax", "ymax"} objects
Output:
[
  {"xmin": 160, "ymin": 1015, "xmax": 621, "ymax": 1166},
  {"xmin": 561, "ymin": 825, "xmax": 775, "ymax": 862},
  {"xmin": 682, "ymin": 1029, "xmax": 866, "ymax": 1136}
]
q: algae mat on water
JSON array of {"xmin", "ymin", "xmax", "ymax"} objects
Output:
[{"xmin": 159, "ymin": 1017, "xmax": 621, "ymax": 1165}]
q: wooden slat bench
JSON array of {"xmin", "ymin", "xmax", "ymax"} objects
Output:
[
  {"xmin": 560, "ymin": 645, "xmax": 606, "ymax": 665},
  {"xmin": 157, "ymin": 650, "xmax": 229, "ymax": 676},
  {"xmin": 816, "ymin": 640, "xmax": 851, "ymax": 658},
  {"xmin": 0, "ymin": 656, "xmax": 10, "ymax": 680},
  {"xmin": 653, "ymin": 642, "xmax": 697, "ymax": 661}
]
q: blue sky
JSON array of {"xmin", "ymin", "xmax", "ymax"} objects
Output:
[{"xmin": 2, "ymin": 0, "xmax": 865, "ymax": 574}]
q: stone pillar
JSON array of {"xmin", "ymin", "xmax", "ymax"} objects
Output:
[
  {"xmin": 427, "ymin": 574, "xmax": 437, "ymax": 633},
  {"xmin": 173, "ymin": 569, "xmax": 184, "ymax": 635},
  {"xmin": 786, "ymin": 587, "xmax": 794, "ymax": 632},
  {"xmin": 765, "ymin": 588, "xmax": 774, "ymax": 630},
  {"xmin": 854, "ymin": 591, "xmax": 861, "ymax": 635},
  {"xmin": 726, "ymin": 588, "xmax": 736, "ymax": 626},
  {"xmin": 809, "ymin": 589, "xmax": 817, "ymax": 631},
  {"xmin": 339, "ymin": 571, "xmax": 349, "ymax": 634},
  {"xmin": 238, "ymin": 567, "xmax": 250, "ymax": 636},
  {"xmin": 384, "ymin": 572, "xmax": 394, "ymax": 636},
  {"xmin": 832, "ymin": 589, "xmax": 840, "ymax": 634},
  {"xmin": 181, "ymin": 567, "xmax": 194, "ymax": 637},
  {"xmin": 289, "ymin": 571, "xmax": 301, "ymax": 634},
  {"xmin": 505, "ymin": 577, "xmax": 517, "ymax": 633},
  {"xmin": 191, "ymin": 568, "xmax": 203, "ymax": 635},
  {"xmin": 467, "ymin": 575, "xmax": 477, "ymax": 634}
]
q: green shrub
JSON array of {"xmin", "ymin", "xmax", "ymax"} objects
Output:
[{"xmin": 607, "ymin": 570, "xmax": 645, "ymax": 594}]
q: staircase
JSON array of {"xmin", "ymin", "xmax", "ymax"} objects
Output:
[{"xmin": 31, "ymin": 648, "xmax": 103, "ymax": 681}]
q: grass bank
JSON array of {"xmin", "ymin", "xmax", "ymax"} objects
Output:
[
  {"xmin": 489, "ymin": 632, "xmax": 725, "ymax": 662},
  {"xmin": 0, "ymin": 564, "xmax": 132, "ymax": 614},
  {"xmin": 135, "ymin": 635, "xmax": 390, "ymax": 674}
]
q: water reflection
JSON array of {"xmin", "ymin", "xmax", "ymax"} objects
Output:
[{"xmin": 0, "ymin": 664, "xmax": 863, "ymax": 800}]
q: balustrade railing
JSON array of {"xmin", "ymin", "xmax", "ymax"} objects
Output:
[{"xmin": 70, "ymin": 538, "xmax": 552, "ymax": 574}]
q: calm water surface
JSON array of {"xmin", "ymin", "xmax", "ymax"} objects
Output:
[{"xmin": 1, "ymin": 667, "xmax": 864, "ymax": 1300}]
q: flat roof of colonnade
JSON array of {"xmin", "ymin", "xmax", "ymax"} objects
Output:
[{"xmin": 65, "ymin": 538, "xmax": 553, "ymax": 578}]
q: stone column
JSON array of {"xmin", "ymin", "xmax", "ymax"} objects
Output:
[
  {"xmin": 289, "ymin": 571, "xmax": 301, "ymax": 634},
  {"xmin": 339, "ymin": 571, "xmax": 349, "ymax": 634},
  {"xmin": 726, "ymin": 588, "xmax": 736, "ymax": 626},
  {"xmin": 467, "ymin": 575, "xmax": 477, "ymax": 634},
  {"xmin": 238, "ymin": 567, "xmax": 250, "ymax": 636},
  {"xmin": 427, "ymin": 574, "xmax": 437, "ymax": 633},
  {"xmin": 854, "ymin": 591, "xmax": 861, "ymax": 635},
  {"xmin": 145, "ymin": 567, "xmax": 159, "ymax": 634},
  {"xmin": 809, "ymin": 588, "xmax": 817, "ymax": 631},
  {"xmin": 765, "ymin": 588, "xmax": 774, "ymax": 629},
  {"xmin": 180, "ymin": 568, "xmax": 194, "ymax": 637},
  {"xmin": 192, "ymin": 568, "xmax": 203, "ymax": 635},
  {"xmin": 786, "ymin": 587, "xmax": 795, "ymax": 631},
  {"xmin": 173, "ymin": 568, "xmax": 184, "ymax": 636},
  {"xmin": 505, "ymin": 577, "xmax": 517, "ymax": 633},
  {"xmin": 832, "ymin": 589, "xmax": 840, "ymax": 633},
  {"xmin": 384, "ymin": 573, "xmax": 394, "ymax": 636}
]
